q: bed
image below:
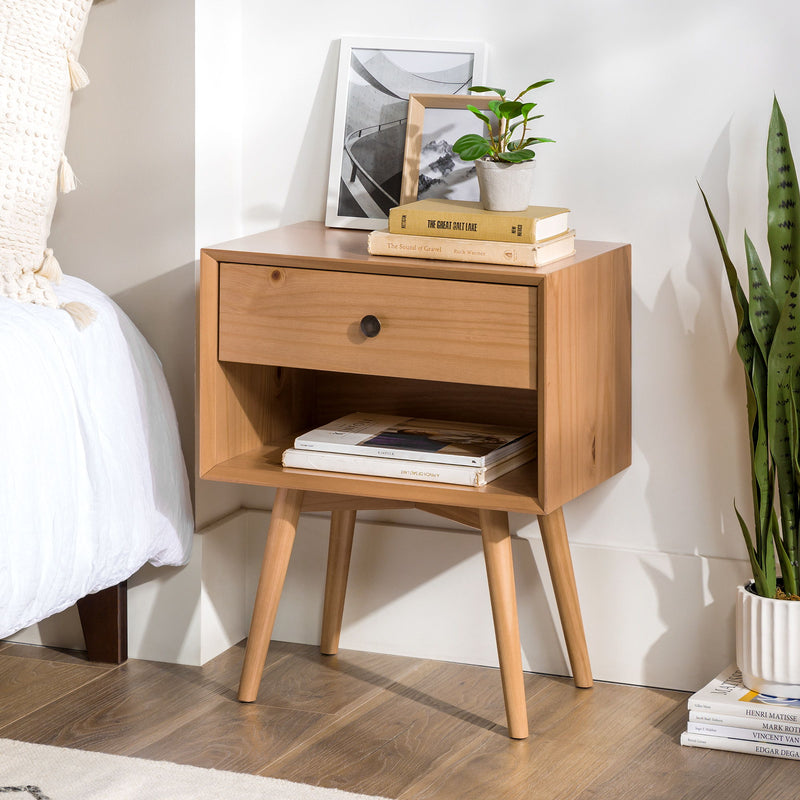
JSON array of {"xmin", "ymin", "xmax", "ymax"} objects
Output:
[
  {"xmin": 0, "ymin": 1, "xmax": 194, "ymax": 661},
  {"xmin": 0, "ymin": 276, "xmax": 194, "ymax": 659}
]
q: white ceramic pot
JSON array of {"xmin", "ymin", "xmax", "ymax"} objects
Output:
[
  {"xmin": 736, "ymin": 582, "xmax": 800, "ymax": 698},
  {"xmin": 475, "ymin": 159, "xmax": 536, "ymax": 212}
]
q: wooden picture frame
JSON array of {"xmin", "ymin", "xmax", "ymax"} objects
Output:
[
  {"xmin": 399, "ymin": 93, "xmax": 492, "ymax": 206},
  {"xmin": 325, "ymin": 37, "xmax": 486, "ymax": 231}
]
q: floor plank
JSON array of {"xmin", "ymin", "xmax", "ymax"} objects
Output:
[
  {"xmin": 399, "ymin": 679, "xmax": 686, "ymax": 800},
  {"xmin": 0, "ymin": 659, "xmax": 216, "ymax": 753},
  {"xmin": 0, "ymin": 650, "xmax": 112, "ymax": 730},
  {"xmin": 262, "ymin": 659, "xmax": 520, "ymax": 796},
  {"xmin": 745, "ymin": 760, "xmax": 800, "ymax": 800},
  {"xmin": 133, "ymin": 641, "xmax": 426, "ymax": 775}
]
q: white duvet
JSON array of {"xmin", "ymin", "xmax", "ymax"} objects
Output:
[{"xmin": 0, "ymin": 276, "xmax": 193, "ymax": 639}]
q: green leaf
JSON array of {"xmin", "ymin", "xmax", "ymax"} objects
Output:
[
  {"xmin": 452, "ymin": 133, "xmax": 492, "ymax": 161},
  {"xmin": 488, "ymin": 99, "xmax": 504, "ymax": 118},
  {"xmin": 744, "ymin": 231, "xmax": 779, "ymax": 365},
  {"xmin": 498, "ymin": 149, "xmax": 536, "ymax": 163},
  {"xmin": 511, "ymin": 136, "xmax": 555, "ymax": 152},
  {"xmin": 466, "ymin": 105, "xmax": 491, "ymax": 126},
  {"xmin": 785, "ymin": 388, "xmax": 800, "ymax": 592},
  {"xmin": 766, "ymin": 508, "xmax": 778, "ymax": 592},
  {"xmin": 767, "ymin": 271, "xmax": 800, "ymax": 580},
  {"xmin": 517, "ymin": 78, "xmax": 555, "ymax": 98},
  {"xmin": 699, "ymin": 185, "xmax": 757, "ymax": 375},
  {"xmin": 767, "ymin": 96, "xmax": 800, "ymax": 309},
  {"xmin": 774, "ymin": 532, "xmax": 797, "ymax": 596},
  {"xmin": 736, "ymin": 503, "xmax": 774, "ymax": 597},
  {"xmin": 498, "ymin": 100, "xmax": 524, "ymax": 119},
  {"xmin": 469, "ymin": 85, "xmax": 506, "ymax": 97},
  {"xmin": 744, "ymin": 232, "xmax": 779, "ymax": 554},
  {"xmin": 744, "ymin": 344, "xmax": 772, "ymax": 556}
]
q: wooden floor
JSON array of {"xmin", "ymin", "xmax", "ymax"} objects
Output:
[{"xmin": 0, "ymin": 640, "xmax": 797, "ymax": 800}]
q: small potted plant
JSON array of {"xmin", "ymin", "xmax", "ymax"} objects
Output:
[
  {"xmin": 453, "ymin": 79, "xmax": 555, "ymax": 211},
  {"xmin": 701, "ymin": 96, "xmax": 800, "ymax": 698}
]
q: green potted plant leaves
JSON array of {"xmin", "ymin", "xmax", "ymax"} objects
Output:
[
  {"xmin": 701, "ymin": 96, "xmax": 800, "ymax": 698},
  {"xmin": 453, "ymin": 80, "xmax": 555, "ymax": 212}
]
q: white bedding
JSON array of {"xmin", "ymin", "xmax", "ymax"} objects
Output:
[{"xmin": 0, "ymin": 276, "xmax": 193, "ymax": 639}]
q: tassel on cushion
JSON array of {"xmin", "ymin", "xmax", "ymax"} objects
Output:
[
  {"xmin": 67, "ymin": 50, "xmax": 90, "ymax": 91},
  {"xmin": 37, "ymin": 248, "xmax": 63, "ymax": 284},
  {"xmin": 59, "ymin": 154, "xmax": 77, "ymax": 193},
  {"xmin": 61, "ymin": 301, "xmax": 97, "ymax": 331}
]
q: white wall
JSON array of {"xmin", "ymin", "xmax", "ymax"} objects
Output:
[
  {"xmin": 50, "ymin": 0, "xmax": 196, "ymax": 477},
  {"xmin": 193, "ymin": 0, "xmax": 798, "ymax": 691}
]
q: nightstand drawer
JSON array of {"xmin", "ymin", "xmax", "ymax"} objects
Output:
[{"xmin": 218, "ymin": 264, "xmax": 537, "ymax": 389}]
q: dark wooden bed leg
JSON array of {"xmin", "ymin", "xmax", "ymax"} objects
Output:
[{"xmin": 76, "ymin": 581, "xmax": 128, "ymax": 663}]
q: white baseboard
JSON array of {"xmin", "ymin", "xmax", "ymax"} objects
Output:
[{"xmin": 7, "ymin": 507, "xmax": 751, "ymax": 691}]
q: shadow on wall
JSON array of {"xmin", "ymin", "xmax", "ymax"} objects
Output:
[
  {"xmin": 640, "ymin": 122, "xmax": 753, "ymax": 689},
  {"xmin": 112, "ymin": 262, "xmax": 196, "ymax": 494}
]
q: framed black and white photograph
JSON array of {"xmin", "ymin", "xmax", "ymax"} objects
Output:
[
  {"xmin": 399, "ymin": 93, "xmax": 492, "ymax": 206},
  {"xmin": 325, "ymin": 37, "xmax": 486, "ymax": 230}
]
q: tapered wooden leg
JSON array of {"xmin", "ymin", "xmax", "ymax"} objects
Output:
[
  {"xmin": 77, "ymin": 581, "xmax": 127, "ymax": 664},
  {"xmin": 538, "ymin": 507, "xmax": 593, "ymax": 688},
  {"xmin": 238, "ymin": 488, "xmax": 304, "ymax": 702},
  {"xmin": 320, "ymin": 509, "xmax": 357, "ymax": 655},
  {"xmin": 478, "ymin": 508, "xmax": 528, "ymax": 739}
]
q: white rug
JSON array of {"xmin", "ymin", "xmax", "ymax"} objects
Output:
[{"xmin": 0, "ymin": 739, "xmax": 389, "ymax": 800}]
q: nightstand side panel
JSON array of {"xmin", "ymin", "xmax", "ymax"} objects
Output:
[{"xmin": 538, "ymin": 244, "xmax": 632, "ymax": 512}]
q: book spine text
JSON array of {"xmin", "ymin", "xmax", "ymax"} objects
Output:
[
  {"xmin": 681, "ymin": 731, "xmax": 800, "ymax": 760},
  {"xmin": 388, "ymin": 207, "xmax": 540, "ymax": 243}
]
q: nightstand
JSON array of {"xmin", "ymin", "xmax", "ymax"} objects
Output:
[{"xmin": 198, "ymin": 221, "xmax": 631, "ymax": 739}]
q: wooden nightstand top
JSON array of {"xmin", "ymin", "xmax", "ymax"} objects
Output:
[{"xmin": 203, "ymin": 220, "xmax": 627, "ymax": 286}]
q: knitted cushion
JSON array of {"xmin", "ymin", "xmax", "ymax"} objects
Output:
[{"xmin": 0, "ymin": 0, "xmax": 93, "ymax": 324}]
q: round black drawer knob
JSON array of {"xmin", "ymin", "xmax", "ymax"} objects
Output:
[{"xmin": 360, "ymin": 314, "xmax": 381, "ymax": 338}]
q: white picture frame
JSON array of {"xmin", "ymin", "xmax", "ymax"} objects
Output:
[{"xmin": 325, "ymin": 36, "xmax": 486, "ymax": 230}]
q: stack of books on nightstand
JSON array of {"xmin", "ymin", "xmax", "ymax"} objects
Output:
[
  {"xmin": 367, "ymin": 198, "xmax": 575, "ymax": 268},
  {"xmin": 680, "ymin": 664, "xmax": 800, "ymax": 761},
  {"xmin": 282, "ymin": 412, "xmax": 536, "ymax": 487}
]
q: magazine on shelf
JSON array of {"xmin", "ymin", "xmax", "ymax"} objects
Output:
[
  {"xmin": 293, "ymin": 412, "xmax": 536, "ymax": 467},
  {"xmin": 281, "ymin": 443, "xmax": 535, "ymax": 487}
]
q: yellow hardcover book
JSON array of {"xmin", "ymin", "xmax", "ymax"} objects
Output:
[
  {"xmin": 387, "ymin": 198, "xmax": 570, "ymax": 243},
  {"xmin": 368, "ymin": 228, "xmax": 576, "ymax": 268}
]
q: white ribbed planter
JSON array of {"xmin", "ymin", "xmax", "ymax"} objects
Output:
[
  {"xmin": 475, "ymin": 159, "xmax": 536, "ymax": 211},
  {"xmin": 736, "ymin": 582, "xmax": 800, "ymax": 698}
]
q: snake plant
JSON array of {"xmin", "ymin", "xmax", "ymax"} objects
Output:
[{"xmin": 700, "ymin": 97, "xmax": 800, "ymax": 599}]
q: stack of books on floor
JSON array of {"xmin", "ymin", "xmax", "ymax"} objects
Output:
[
  {"xmin": 681, "ymin": 664, "xmax": 800, "ymax": 761},
  {"xmin": 282, "ymin": 412, "xmax": 536, "ymax": 487},
  {"xmin": 367, "ymin": 198, "xmax": 576, "ymax": 268}
]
